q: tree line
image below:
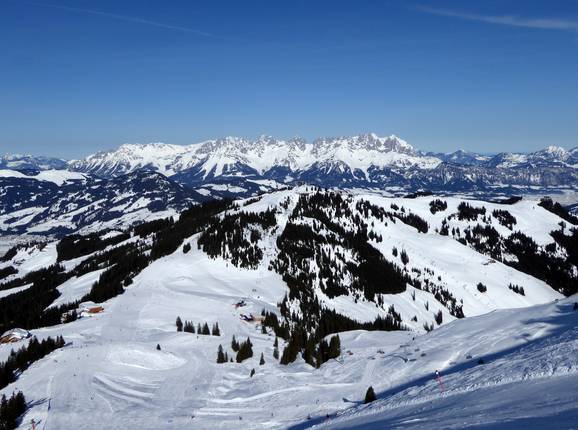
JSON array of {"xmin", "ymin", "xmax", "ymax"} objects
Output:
[{"xmin": 176, "ymin": 317, "xmax": 220, "ymax": 336}]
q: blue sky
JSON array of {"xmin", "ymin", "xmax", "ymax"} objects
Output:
[{"xmin": 1, "ymin": 0, "xmax": 577, "ymax": 158}]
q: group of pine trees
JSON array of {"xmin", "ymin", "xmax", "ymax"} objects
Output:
[
  {"xmin": 261, "ymin": 300, "xmax": 403, "ymax": 368},
  {"xmin": 0, "ymin": 392, "xmax": 26, "ymax": 430},
  {"xmin": 392, "ymin": 212, "xmax": 429, "ymax": 233},
  {"xmin": 272, "ymin": 192, "xmax": 410, "ymax": 305},
  {"xmin": 508, "ymin": 283, "xmax": 525, "ymax": 296},
  {"xmin": 217, "ymin": 337, "xmax": 268, "ymax": 366},
  {"xmin": 56, "ymin": 231, "xmax": 130, "ymax": 262},
  {"xmin": 410, "ymin": 274, "xmax": 464, "ymax": 319},
  {"xmin": 0, "ymin": 264, "xmax": 71, "ymax": 333},
  {"xmin": 491, "ymin": 209, "xmax": 517, "ymax": 229},
  {"xmin": 0, "ymin": 336, "xmax": 65, "ymax": 390},
  {"xmin": 231, "ymin": 336, "xmax": 253, "ymax": 363},
  {"xmin": 176, "ymin": 317, "xmax": 220, "ymax": 336},
  {"xmin": 429, "ymin": 199, "xmax": 448, "ymax": 214},
  {"xmin": 198, "ymin": 209, "xmax": 277, "ymax": 270},
  {"xmin": 456, "ymin": 202, "xmax": 487, "ymax": 221},
  {"xmin": 216, "ymin": 345, "xmax": 230, "ymax": 363},
  {"xmin": 279, "ymin": 332, "xmax": 341, "ymax": 367}
]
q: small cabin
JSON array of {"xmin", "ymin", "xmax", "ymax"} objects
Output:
[{"xmin": 0, "ymin": 328, "xmax": 31, "ymax": 344}]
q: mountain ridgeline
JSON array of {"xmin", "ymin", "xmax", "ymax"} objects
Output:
[{"xmin": 66, "ymin": 135, "xmax": 578, "ymax": 192}]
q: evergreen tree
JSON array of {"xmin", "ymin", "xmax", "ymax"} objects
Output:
[
  {"xmin": 401, "ymin": 250, "xmax": 409, "ymax": 265},
  {"xmin": 184, "ymin": 321, "xmax": 195, "ymax": 333},
  {"xmin": 435, "ymin": 310, "xmax": 443, "ymax": 325},
  {"xmin": 328, "ymin": 335, "xmax": 341, "ymax": 360},
  {"xmin": 156, "ymin": 344, "xmax": 161, "ymax": 351},
  {"xmin": 280, "ymin": 335, "xmax": 300, "ymax": 365},
  {"xmin": 211, "ymin": 322, "xmax": 221, "ymax": 336},
  {"xmin": 231, "ymin": 335, "xmax": 239, "ymax": 352},
  {"xmin": 273, "ymin": 347, "xmax": 279, "ymax": 360},
  {"xmin": 250, "ymin": 368, "xmax": 255, "ymax": 377},
  {"xmin": 302, "ymin": 335, "xmax": 316, "ymax": 367},
  {"xmin": 216, "ymin": 345, "xmax": 226, "ymax": 364},
  {"xmin": 0, "ymin": 391, "xmax": 27, "ymax": 430},
  {"xmin": 316, "ymin": 338, "xmax": 329, "ymax": 367},
  {"xmin": 197, "ymin": 323, "xmax": 202, "ymax": 333},
  {"xmin": 202, "ymin": 323, "xmax": 211, "ymax": 335},
  {"xmin": 176, "ymin": 316, "xmax": 183, "ymax": 332},
  {"xmin": 364, "ymin": 386, "xmax": 376, "ymax": 404},
  {"xmin": 273, "ymin": 337, "xmax": 278, "ymax": 348},
  {"xmin": 259, "ymin": 353, "xmax": 265, "ymax": 365},
  {"xmin": 236, "ymin": 338, "xmax": 253, "ymax": 363}
]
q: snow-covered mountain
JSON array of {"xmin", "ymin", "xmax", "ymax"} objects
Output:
[
  {"xmin": 0, "ymin": 169, "xmax": 204, "ymax": 236},
  {"xmin": 424, "ymin": 149, "xmax": 491, "ymax": 166},
  {"xmin": 69, "ymin": 134, "xmax": 441, "ymax": 179},
  {"xmin": 0, "ymin": 186, "xmax": 576, "ymax": 429},
  {"xmin": 0, "ymin": 154, "xmax": 68, "ymax": 171},
  {"xmin": 485, "ymin": 145, "xmax": 578, "ymax": 168},
  {"xmin": 65, "ymin": 135, "xmax": 578, "ymax": 193}
]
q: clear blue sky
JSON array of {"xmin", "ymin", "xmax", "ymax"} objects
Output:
[{"xmin": 1, "ymin": 0, "xmax": 577, "ymax": 158}]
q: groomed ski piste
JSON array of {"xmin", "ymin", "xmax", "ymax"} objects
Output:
[{"xmin": 0, "ymin": 187, "xmax": 576, "ymax": 429}]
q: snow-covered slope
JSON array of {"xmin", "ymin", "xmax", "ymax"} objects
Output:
[
  {"xmin": 0, "ymin": 187, "xmax": 576, "ymax": 429},
  {"xmin": 311, "ymin": 296, "xmax": 578, "ymax": 430}
]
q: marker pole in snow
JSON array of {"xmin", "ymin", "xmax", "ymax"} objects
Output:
[{"xmin": 435, "ymin": 370, "xmax": 445, "ymax": 393}]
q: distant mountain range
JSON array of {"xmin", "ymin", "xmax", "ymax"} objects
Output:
[
  {"xmin": 66, "ymin": 134, "xmax": 578, "ymax": 184},
  {"xmin": 1, "ymin": 134, "xmax": 577, "ymax": 236},
  {"xmin": 0, "ymin": 170, "xmax": 207, "ymax": 235}
]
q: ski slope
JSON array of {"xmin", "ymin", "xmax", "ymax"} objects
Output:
[{"xmin": 312, "ymin": 297, "xmax": 578, "ymax": 430}]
